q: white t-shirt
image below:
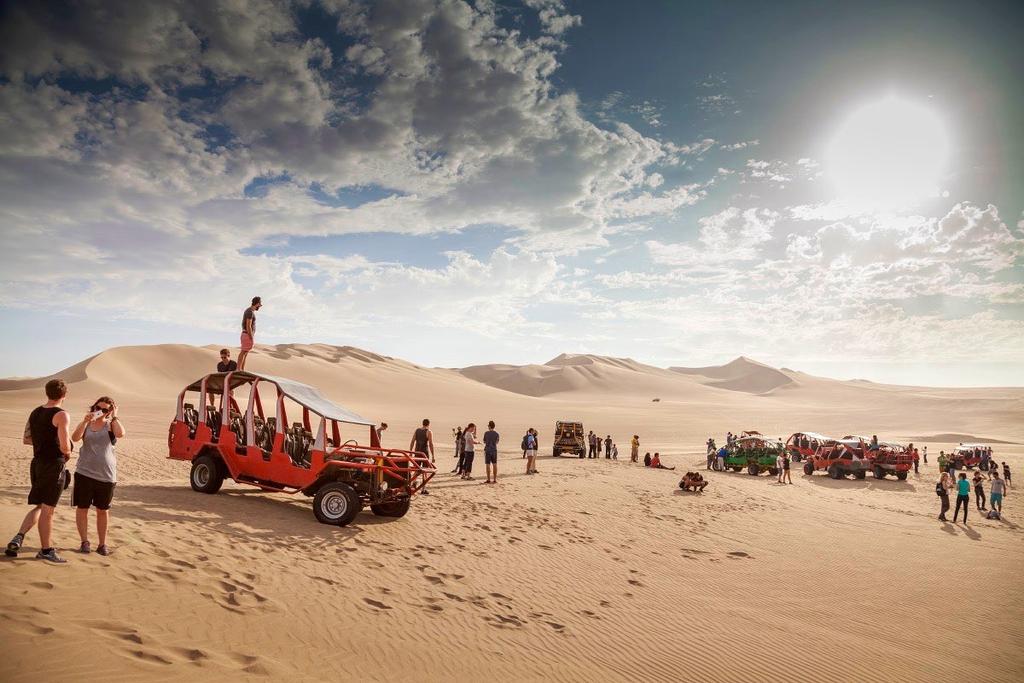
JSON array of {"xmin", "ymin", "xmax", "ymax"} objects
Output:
[{"xmin": 463, "ymin": 431, "xmax": 475, "ymax": 453}]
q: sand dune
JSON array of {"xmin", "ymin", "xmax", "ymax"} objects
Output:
[{"xmin": 1, "ymin": 343, "xmax": 1023, "ymax": 682}]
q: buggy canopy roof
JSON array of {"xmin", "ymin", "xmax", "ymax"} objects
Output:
[
  {"xmin": 734, "ymin": 436, "xmax": 783, "ymax": 447},
  {"xmin": 185, "ymin": 372, "xmax": 375, "ymax": 426},
  {"xmin": 955, "ymin": 443, "xmax": 987, "ymax": 450},
  {"xmin": 791, "ymin": 431, "xmax": 835, "ymax": 442}
]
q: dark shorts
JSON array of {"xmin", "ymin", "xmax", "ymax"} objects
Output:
[
  {"xmin": 484, "ymin": 449, "xmax": 498, "ymax": 465},
  {"xmin": 29, "ymin": 458, "xmax": 65, "ymax": 507},
  {"xmin": 72, "ymin": 472, "xmax": 116, "ymax": 510}
]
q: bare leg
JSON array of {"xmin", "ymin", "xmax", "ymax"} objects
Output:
[
  {"xmin": 38, "ymin": 505, "xmax": 55, "ymax": 548},
  {"xmin": 237, "ymin": 350, "xmax": 249, "ymax": 370},
  {"xmin": 18, "ymin": 506, "xmax": 42, "ymax": 535},
  {"xmin": 76, "ymin": 508, "xmax": 89, "ymax": 543},
  {"xmin": 493, "ymin": 461, "xmax": 498, "ymax": 482},
  {"xmin": 96, "ymin": 509, "xmax": 109, "ymax": 546}
]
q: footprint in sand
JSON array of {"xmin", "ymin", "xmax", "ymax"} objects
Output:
[
  {"xmin": 30, "ymin": 581, "xmax": 54, "ymax": 590},
  {"xmin": 728, "ymin": 551, "xmax": 752, "ymax": 558},
  {"xmin": 363, "ymin": 598, "xmax": 392, "ymax": 610}
]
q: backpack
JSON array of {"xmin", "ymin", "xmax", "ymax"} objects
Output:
[
  {"xmin": 935, "ymin": 482, "xmax": 944, "ymax": 496},
  {"xmin": 521, "ymin": 435, "xmax": 529, "ymax": 451},
  {"xmin": 986, "ymin": 509, "xmax": 1000, "ymax": 520}
]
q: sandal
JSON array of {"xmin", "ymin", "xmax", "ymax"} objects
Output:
[
  {"xmin": 78, "ymin": 541, "xmax": 91, "ymax": 554},
  {"xmin": 97, "ymin": 545, "xmax": 111, "ymax": 556}
]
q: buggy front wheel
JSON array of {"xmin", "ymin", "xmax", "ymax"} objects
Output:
[
  {"xmin": 313, "ymin": 482, "xmax": 362, "ymax": 526},
  {"xmin": 371, "ymin": 498, "xmax": 411, "ymax": 518}
]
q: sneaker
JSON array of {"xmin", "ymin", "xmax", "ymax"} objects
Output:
[
  {"xmin": 35, "ymin": 548, "xmax": 67, "ymax": 564},
  {"xmin": 78, "ymin": 541, "xmax": 91, "ymax": 554},
  {"xmin": 421, "ymin": 489, "xmax": 431, "ymax": 495},
  {"xmin": 96, "ymin": 545, "xmax": 111, "ymax": 556},
  {"xmin": 5, "ymin": 533, "xmax": 24, "ymax": 558}
]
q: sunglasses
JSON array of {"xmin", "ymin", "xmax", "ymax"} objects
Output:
[{"xmin": 92, "ymin": 405, "xmax": 112, "ymax": 413}]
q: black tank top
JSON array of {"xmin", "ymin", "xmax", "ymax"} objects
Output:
[
  {"xmin": 29, "ymin": 406, "xmax": 64, "ymax": 460},
  {"xmin": 413, "ymin": 427, "xmax": 429, "ymax": 454}
]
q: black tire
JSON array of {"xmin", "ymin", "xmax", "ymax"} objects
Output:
[
  {"xmin": 896, "ymin": 471, "xmax": 908, "ymax": 481},
  {"xmin": 828, "ymin": 465, "xmax": 842, "ymax": 480},
  {"xmin": 190, "ymin": 454, "xmax": 224, "ymax": 494},
  {"xmin": 731, "ymin": 466, "xmax": 742, "ymax": 472},
  {"xmin": 313, "ymin": 482, "xmax": 362, "ymax": 526},
  {"xmin": 873, "ymin": 466, "xmax": 885, "ymax": 479},
  {"xmin": 371, "ymin": 498, "xmax": 411, "ymax": 518},
  {"xmin": 747, "ymin": 464, "xmax": 760, "ymax": 476},
  {"xmin": 768, "ymin": 467, "xmax": 779, "ymax": 476},
  {"xmin": 803, "ymin": 463, "xmax": 815, "ymax": 476},
  {"xmin": 854, "ymin": 470, "xmax": 866, "ymax": 480}
]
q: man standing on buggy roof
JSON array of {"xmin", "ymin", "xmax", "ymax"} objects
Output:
[{"xmin": 238, "ymin": 296, "xmax": 262, "ymax": 370}]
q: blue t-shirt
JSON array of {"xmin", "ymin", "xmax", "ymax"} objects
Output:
[
  {"xmin": 483, "ymin": 430, "xmax": 499, "ymax": 454},
  {"xmin": 526, "ymin": 433, "xmax": 537, "ymax": 450},
  {"xmin": 957, "ymin": 479, "xmax": 970, "ymax": 496}
]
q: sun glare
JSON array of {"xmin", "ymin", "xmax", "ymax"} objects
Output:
[{"xmin": 825, "ymin": 97, "xmax": 949, "ymax": 211}]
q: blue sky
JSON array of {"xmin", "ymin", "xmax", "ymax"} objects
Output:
[{"xmin": 1, "ymin": 0, "xmax": 1022, "ymax": 385}]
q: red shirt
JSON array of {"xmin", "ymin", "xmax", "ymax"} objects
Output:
[{"xmin": 651, "ymin": 455, "xmax": 661, "ymax": 467}]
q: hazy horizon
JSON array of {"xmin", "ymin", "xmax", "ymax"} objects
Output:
[{"xmin": 1, "ymin": 0, "xmax": 1022, "ymax": 387}]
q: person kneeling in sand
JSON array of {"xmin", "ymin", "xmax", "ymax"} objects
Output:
[
  {"xmin": 679, "ymin": 472, "xmax": 708, "ymax": 492},
  {"xmin": 650, "ymin": 453, "xmax": 675, "ymax": 470}
]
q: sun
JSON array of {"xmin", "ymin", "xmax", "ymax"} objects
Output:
[{"xmin": 825, "ymin": 96, "xmax": 949, "ymax": 210}]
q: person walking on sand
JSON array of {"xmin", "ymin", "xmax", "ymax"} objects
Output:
[
  {"xmin": 71, "ymin": 396, "xmax": 125, "ymax": 555},
  {"xmin": 604, "ymin": 435, "xmax": 612, "ymax": 460},
  {"xmin": 923, "ymin": 445, "xmax": 928, "ymax": 464},
  {"xmin": 238, "ymin": 296, "xmax": 262, "ymax": 370},
  {"xmin": 972, "ymin": 471, "xmax": 987, "ymax": 512},
  {"xmin": 6, "ymin": 380, "xmax": 72, "ymax": 562},
  {"xmin": 782, "ymin": 452, "xmax": 792, "ymax": 484},
  {"xmin": 776, "ymin": 450, "xmax": 785, "ymax": 484},
  {"xmin": 631, "ymin": 435, "xmax": 640, "ymax": 463},
  {"xmin": 461, "ymin": 423, "xmax": 478, "ymax": 481},
  {"xmin": 524, "ymin": 428, "xmax": 539, "ymax": 475},
  {"xmin": 954, "ymin": 472, "xmax": 971, "ymax": 524},
  {"xmin": 453, "ymin": 426, "xmax": 464, "ymax": 474},
  {"xmin": 410, "ymin": 419, "xmax": 434, "ymax": 494},
  {"xmin": 1002, "ymin": 462, "xmax": 1012, "ymax": 490},
  {"xmin": 936, "ymin": 471, "xmax": 953, "ymax": 522},
  {"xmin": 990, "ymin": 472, "xmax": 1006, "ymax": 515},
  {"xmin": 483, "ymin": 421, "xmax": 500, "ymax": 484}
]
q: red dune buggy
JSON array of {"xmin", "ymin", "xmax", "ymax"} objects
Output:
[
  {"xmin": 167, "ymin": 371, "xmax": 434, "ymax": 526},
  {"xmin": 802, "ymin": 438, "xmax": 870, "ymax": 479},
  {"xmin": 842, "ymin": 435, "xmax": 913, "ymax": 480},
  {"xmin": 786, "ymin": 431, "xmax": 836, "ymax": 463}
]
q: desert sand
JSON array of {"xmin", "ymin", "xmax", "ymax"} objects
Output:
[{"xmin": 1, "ymin": 343, "xmax": 1022, "ymax": 682}]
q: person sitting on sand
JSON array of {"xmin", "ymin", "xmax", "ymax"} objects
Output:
[
  {"xmin": 650, "ymin": 453, "xmax": 675, "ymax": 470},
  {"xmin": 679, "ymin": 471, "xmax": 708, "ymax": 492},
  {"xmin": 643, "ymin": 452, "xmax": 652, "ymax": 467}
]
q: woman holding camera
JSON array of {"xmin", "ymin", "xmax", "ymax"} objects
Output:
[{"xmin": 71, "ymin": 396, "xmax": 125, "ymax": 555}]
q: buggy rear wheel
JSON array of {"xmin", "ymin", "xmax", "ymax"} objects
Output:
[
  {"xmin": 768, "ymin": 467, "xmax": 779, "ymax": 476},
  {"xmin": 747, "ymin": 464, "xmax": 760, "ymax": 476},
  {"xmin": 803, "ymin": 463, "xmax": 814, "ymax": 476},
  {"xmin": 873, "ymin": 466, "xmax": 885, "ymax": 479},
  {"xmin": 190, "ymin": 454, "xmax": 224, "ymax": 494},
  {"xmin": 371, "ymin": 498, "xmax": 411, "ymax": 518},
  {"xmin": 896, "ymin": 471, "xmax": 908, "ymax": 481},
  {"xmin": 854, "ymin": 470, "xmax": 866, "ymax": 480},
  {"xmin": 313, "ymin": 482, "xmax": 362, "ymax": 526},
  {"xmin": 828, "ymin": 465, "xmax": 842, "ymax": 480}
]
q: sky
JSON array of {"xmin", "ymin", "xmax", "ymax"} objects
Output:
[{"xmin": 0, "ymin": 0, "xmax": 1022, "ymax": 386}]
